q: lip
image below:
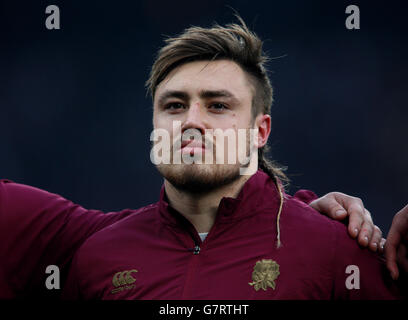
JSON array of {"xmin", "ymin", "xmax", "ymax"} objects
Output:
[
  {"xmin": 180, "ymin": 140, "xmax": 206, "ymax": 149},
  {"xmin": 179, "ymin": 140, "xmax": 208, "ymax": 155}
]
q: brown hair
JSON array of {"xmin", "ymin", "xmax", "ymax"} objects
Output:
[{"xmin": 146, "ymin": 16, "xmax": 288, "ymax": 186}]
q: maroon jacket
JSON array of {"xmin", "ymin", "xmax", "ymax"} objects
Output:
[
  {"xmin": 0, "ymin": 176, "xmax": 319, "ymax": 299},
  {"xmin": 61, "ymin": 171, "xmax": 399, "ymax": 300}
]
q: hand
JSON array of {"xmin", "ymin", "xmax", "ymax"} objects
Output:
[
  {"xmin": 385, "ymin": 204, "xmax": 408, "ymax": 280},
  {"xmin": 310, "ymin": 192, "xmax": 383, "ymax": 252}
]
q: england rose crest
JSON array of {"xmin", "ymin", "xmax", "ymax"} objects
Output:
[{"xmin": 248, "ymin": 259, "xmax": 280, "ymax": 291}]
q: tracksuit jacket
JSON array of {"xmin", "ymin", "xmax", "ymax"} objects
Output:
[{"xmin": 58, "ymin": 171, "xmax": 399, "ymax": 299}]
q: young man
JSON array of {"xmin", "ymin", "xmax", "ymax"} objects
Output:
[{"xmin": 60, "ymin": 18, "xmax": 401, "ymax": 299}]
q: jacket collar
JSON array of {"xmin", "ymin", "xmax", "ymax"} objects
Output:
[{"xmin": 157, "ymin": 170, "xmax": 282, "ymax": 228}]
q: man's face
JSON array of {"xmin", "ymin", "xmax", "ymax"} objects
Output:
[{"xmin": 152, "ymin": 59, "xmax": 256, "ymax": 193}]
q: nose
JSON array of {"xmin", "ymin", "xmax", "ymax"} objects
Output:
[{"xmin": 181, "ymin": 102, "xmax": 206, "ymax": 135}]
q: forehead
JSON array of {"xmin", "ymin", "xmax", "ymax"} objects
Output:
[{"xmin": 154, "ymin": 60, "xmax": 254, "ymax": 102}]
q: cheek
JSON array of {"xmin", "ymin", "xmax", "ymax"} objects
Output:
[
  {"xmin": 233, "ymin": 114, "xmax": 252, "ymax": 130},
  {"xmin": 213, "ymin": 113, "xmax": 238, "ymax": 130},
  {"xmin": 153, "ymin": 113, "xmax": 169, "ymax": 129},
  {"xmin": 232, "ymin": 109, "xmax": 253, "ymax": 128}
]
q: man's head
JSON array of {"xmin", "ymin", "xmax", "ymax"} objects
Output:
[{"xmin": 146, "ymin": 16, "xmax": 288, "ymax": 192}]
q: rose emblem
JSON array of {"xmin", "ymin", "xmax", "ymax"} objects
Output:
[{"xmin": 248, "ymin": 259, "xmax": 280, "ymax": 291}]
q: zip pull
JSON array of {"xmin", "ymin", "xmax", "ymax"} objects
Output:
[{"xmin": 193, "ymin": 245, "xmax": 201, "ymax": 255}]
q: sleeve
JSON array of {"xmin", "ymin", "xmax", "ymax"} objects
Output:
[
  {"xmin": 60, "ymin": 250, "xmax": 82, "ymax": 300},
  {"xmin": 60, "ymin": 242, "xmax": 103, "ymax": 300},
  {"xmin": 0, "ymin": 179, "xmax": 134, "ymax": 299},
  {"xmin": 292, "ymin": 189, "xmax": 319, "ymax": 205},
  {"xmin": 330, "ymin": 220, "xmax": 402, "ymax": 299}
]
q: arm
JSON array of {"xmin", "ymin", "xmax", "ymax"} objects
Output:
[{"xmin": 0, "ymin": 179, "xmax": 133, "ymax": 299}]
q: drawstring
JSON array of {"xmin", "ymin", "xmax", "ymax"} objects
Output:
[{"xmin": 276, "ymin": 182, "xmax": 284, "ymax": 248}]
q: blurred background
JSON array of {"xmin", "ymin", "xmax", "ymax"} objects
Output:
[{"xmin": 0, "ymin": 0, "xmax": 406, "ymax": 234}]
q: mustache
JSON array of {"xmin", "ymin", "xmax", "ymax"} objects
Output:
[
  {"xmin": 173, "ymin": 138, "xmax": 214, "ymax": 151},
  {"xmin": 173, "ymin": 130, "xmax": 215, "ymax": 150}
]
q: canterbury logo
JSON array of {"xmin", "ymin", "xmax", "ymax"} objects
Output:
[{"xmin": 111, "ymin": 269, "xmax": 137, "ymax": 294}]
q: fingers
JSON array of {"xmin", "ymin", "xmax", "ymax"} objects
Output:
[
  {"xmin": 345, "ymin": 199, "xmax": 368, "ymax": 239},
  {"xmin": 309, "ymin": 194, "xmax": 347, "ymax": 220},
  {"xmin": 397, "ymin": 243, "xmax": 408, "ymax": 275},
  {"xmin": 367, "ymin": 225, "xmax": 382, "ymax": 252},
  {"xmin": 378, "ymin": 237, "xmax": 386, "ymax": 254},
  {"xmin": 385, "ymin": 229, "xmax": 401, "ymax": 280},
  {"xmin": 311, "ymin": 192, "xmax": 379, "ymax": 246},
  {"xmin": 385, "ymin": 205, "xmax": 408, "ymax": 280},
  {"xmin": 390, "ymin": 205, "xmax": 408, "ymax": 236},
  {"xmin": 310, "ymin": 192, "xmax": 384, "ymax": 251},
  {"xmin": 385, "ymin": 246, "xmax": 400, "ymax": 280},
  {"xmin": 356, "ymin": 209, "xmax": 374, "ymax": 247},
  {"xmin": 385, "ymin": 239, "xmax": 408, "ymax": 281}
]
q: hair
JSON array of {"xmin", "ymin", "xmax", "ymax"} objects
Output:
[{"xmin": 146, "ymin": 15, "xmax": 289, "ymax": 187}]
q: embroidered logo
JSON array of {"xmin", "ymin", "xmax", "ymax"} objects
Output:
[
  {"xmin": 111, "ymin": 269, "xmax": 138, "ymax": 294},
  {"xmin": 248, "ymin": 259, "xmax": 280, "ymax": 291}
]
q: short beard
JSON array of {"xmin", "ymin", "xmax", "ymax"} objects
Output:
[{"xmin": 155, "ymin": 163, "xmax": 241, "ymax": 194}]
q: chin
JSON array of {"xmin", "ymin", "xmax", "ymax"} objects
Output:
[{"xmin": 156, "ymin": 163, "xmax": 242, "ymax": 193}]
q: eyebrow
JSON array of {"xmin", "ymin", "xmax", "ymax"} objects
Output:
[
  {"xmin": 157, "ymin": 90, "xmax": 189, "ymax": 107},
  {"xmin": 199, "ymin": 89, "xmax": 236, "ymax": 101},
  {"xmin": 157, "ymin": 89, "xmax": 239, "ymax": 106}
]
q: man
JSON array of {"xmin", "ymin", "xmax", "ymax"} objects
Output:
[{"xmin": 61, "ymin": 18, "xmax": 401, "ymax": 299}]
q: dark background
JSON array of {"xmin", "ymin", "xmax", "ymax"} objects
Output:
[{"xmin": 0, "ymin": 0, "xmax": 406, "ymax": 234}]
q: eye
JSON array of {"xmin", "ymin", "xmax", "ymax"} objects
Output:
[
  {"xmin": 165, "ymin": 102, "xmax": 185, "ymax": 111},
  {"xmin": 208, "ymin": 103, "xmax": 228, "ymax": 112}
]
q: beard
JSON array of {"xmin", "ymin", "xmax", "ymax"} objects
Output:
[
  {"xmin": 152, "ymin": 125, "xmax": 256, "ymax": 194},
  {"xmin": 155, "ymin": 162, "xmax": 242, "ymax": 194}
]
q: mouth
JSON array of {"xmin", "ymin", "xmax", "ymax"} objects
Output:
[
  {"xmin": 180, "ymin": 140, "xmax": 207, "ymax": 154},
  {"xmin": 181, "ymin": 140, "xmax": 205, "ymax": 148}
]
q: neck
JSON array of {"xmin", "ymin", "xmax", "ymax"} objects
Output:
[{"xmin": 164, "ymin": 174, "xmax": 252, "ymax": 233}]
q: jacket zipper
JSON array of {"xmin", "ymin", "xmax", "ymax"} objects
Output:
[
  {"xmin": 180, "ymin": 227, "xmax": 205, "ymax": 298},
  {"xmin": 193, "ymin": 244, "xmax": 200, "ymax": 255},
  {"xmin": 180, "ymin": 212, "xmax": 219, "ymax": 297},
  {"xmin": 181, "ymin": 237, "xmax": 201, "ymax": 298}
]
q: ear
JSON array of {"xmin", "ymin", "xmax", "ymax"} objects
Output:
[{"xmin": 254, "ymin": 114, "xmax": 271, "ymax": 148}]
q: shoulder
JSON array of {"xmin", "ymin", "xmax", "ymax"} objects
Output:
[
  {"xmin": 282, "ymin": 195, "xmax": 399, "ymax": 298},
  {"xmin": 282, "ymin": 193, "xmax": 339, "ymax": 235},
  {"xmin": 103, "ymin": 203, "xmax": 158, "ymax": 230},
  {"xmin": 323, "ymin": 208, "xmax": 400, "ymax": 298},
  {"xmin": 0, "ymin": 179, "xmax": 62, "ymax": 204},
  {"xmin": 75, "ymin": 202, "xmax": 159, "ymax": 249},
  {"xmin": 282, "ymin": 194, "xmax": 382, "ymax": 261},
  {"xmin": 277, "ymin": 194, "xmax": 341, "ymax": 268},
  {"xmin": 67, "ymin": 202, "xmax": 159, "ymax": 289},
  {"xmin": 0, "ymin": 180, "xmax": 87, "ymax": 297},
  {"xmin": 0, "ymin": 179, "xmax": 81, "ymax": 227}
]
